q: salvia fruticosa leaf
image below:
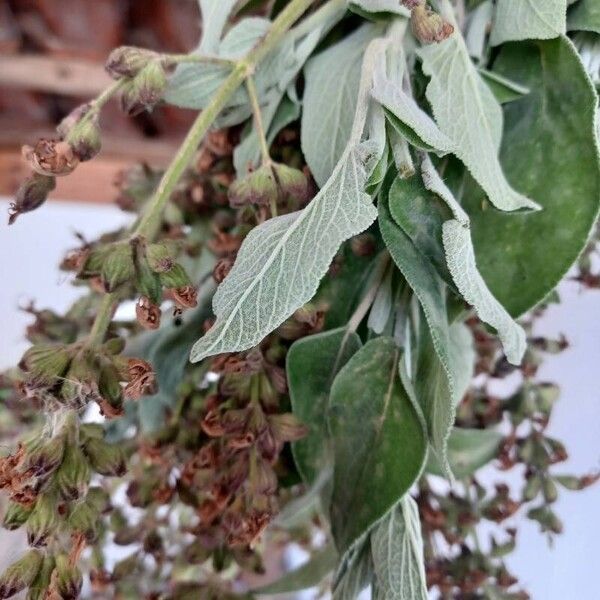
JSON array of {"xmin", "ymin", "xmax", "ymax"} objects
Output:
[
  {"xmin": 490, "ymin": 0, "xmax": 567, "ymax": 46},
  {"xmin": 464, "ymin": 36, "xmax": 600, "ymax": 317},
  {"xmin": 379, "ymin": 183, "xmax": 456, "ymax": 476},
  {"xmin": 426, "ymin": 428, "xmax": 503, "ymax": 479},
  {"xmin": 287, "ymin": 328, "xmax": 362, "ymax": 486},
  {"xmin": 254, "ymin": 543, "xmax": 338, "ymax": 595},
  {"xmin": 417, "ymin": 1, "xmax": 539, "ymax": 212},
  {"xmin": 568, "ymin": 0, "xmax": 600, "ymax": 33},
  {"xmin": 328, "ymin": 337, "xmax": 427, "ymax": 555},
  {"xmin": 190, "ymin": 39, "xmax": 388, "ymax": 362},
  {"xmin": 371, "ymin": 496, "xmax": 428, "ymax": 600},
  {"xmin": 197, "ymin": 0, "xmax": 238, "ymax": 54},
  {"xmin": 332, "ymin": 538, "xmax": 374, "ymax": 600},
  {"xmin": 301, "ymin": 23, "xmax": 382, "ymax": 187}
]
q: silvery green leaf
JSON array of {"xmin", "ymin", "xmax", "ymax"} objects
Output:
[
  {"xmin": 490, "ymin": 0, "xmax": 567, "ymax": 46},
  {"xmin": 301, "ymin": 24, "xmax": 382, "ymax": 187},
  {"xmin": 372, "ymin": 74, "xmax": 454, "ymax": 155},
  {"xmin": 420, "ymin": 156, "xmax": 469, "ymax": 226},
  {"xmin": 190, "ymin": 143, "xmax": 378, "ymax": 362},
  {"xmin": 368, "ymin": 263, "xmax": 394, "ymax": 334},
  {"xmin": 198, "ymin": 0, "xmax": 238, "ymax": 54},
  {"xmin": 417, "ymin": 9, "xmax": 539, "ymax": 212},
  {"xmin": 371, "ymin": 496, "xmax": 427, "ymax": 600},
  {"xmin": 478, "ymin": 68, "xmax": 531, "ymax": 104},
  {"xmin": 219, "ymin": 16, "xmax": 270, "ymax": 58},
  {"xmin": 350, "ymin": 0, "xmax": 410, "ymax": 18},
  {"xmin": 442, "ymin": 219, "xmax": 526, "ymax": 364},
  {"xmin": 191, "ymin": 39, "xmax": 387, "ymax": 362},
  {"xmin": 426, "ymin": 427, "xmax": 502, "ymax": 478},
  {"xmin": 254, "ymin": 543, "xmax": 338, "ymax": 595},
  {"xmin": 379, "ymin": 185, "xmax": 455, "ymax": 476},
  {"xmin": 465, "ymin": 0, "xmax": 493, "ymax": 62},
  {"xmin": 448, "ymin": 322, "xmax": 475, "ymax": 404},
  {"xmin": 332, "ymin": 539, "xmax": 374, "ymax": 600}
]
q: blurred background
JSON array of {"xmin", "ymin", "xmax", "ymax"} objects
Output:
[{"xmin": 1, "ymin": 2, "xmax": 599, "ymax": 599}]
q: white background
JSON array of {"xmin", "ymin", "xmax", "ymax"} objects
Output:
[{"xmin": 0, "ymin": 199, "xmax": 598, "ymax": 598}]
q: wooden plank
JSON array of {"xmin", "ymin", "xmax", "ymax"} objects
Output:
[{"xmin": 0, "ymin": 54, "xmax": 112, "ymax": 96}]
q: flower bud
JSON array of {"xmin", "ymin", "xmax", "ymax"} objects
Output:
[
  {"xmin": 131, "ymin": 238, "xmax": 162, "ymax": 303},
  {"xmin": 158, "ymin": 263, "xmax": 192, "ymax": 289},
  {"xmin": 102, "ymin": 336, "xmax": 126, "ymax": 356},
  {"xmin": 83, "ymin": 437, "xmax": 126, "ymax": 477},
  {"xmin": 105, "ymin": 46, "xmax": 160, "ymax": 79},
  {"xmin": 97, "ymin": 359, "xmax": 124, "ymax": 413},
  {"xmin": 120, "ymin": 61, "xmax": 168, "ymax": 116},
  {"xmin": 0, "ymin": 550, "xmax": 43, "ymax": 599},
  {"xmin": 228, "ymin": 165, "xmax": 278, "ymax": 208},
  {"xmin": 52, "ymin": 554, "xmax": 82, "ymax": 600},
  {"xmin": 100, "ymin": 242, "xmax": 135, "ymax": 293},
  {"xmin": 27, "ymin": 494, "xmax": 58, "ymax": 547},
  {"xmin": 523, "ymin": 473, "xmax": 541, "ymax": 501},
  {"xmin": 68, "ymin": 499, "xmax": 100, "ymax": 543},
  {"xmin": 2, "ymin": 501, "xmax": 33, "ymax": 530},
  {"xmin": 249, "ymin": 458, "xmax": 278, "ymax": 496},
  {"xmin": 19, "ymin": 343, "xmax": 72, "ymax": 386},
  {"xmin": 85, "ymin": 486, "xmax": 111, "ymax": 513},
  {"xmin": 65, "ymin": 115, "xmax": 102, "ymax": 162},
  {"xmin": 272, "ymin": 163, "xmax": 310, "ymax": 204},
  {"xmin": 146, "ymin": 241, "xmax": 179, "ymax": 273},
  {"xmin": 23, "ymin": 435, "xmax": 65, "ymax": 477},
  {"xmin": 267, "ymin": 413, "xmax": 308, "ymax": 443},
  {"xmin": 56, "ymin": 104, "xmax": 91, "ymax": 138},
  {"xmin": 26, "ymin": 554, "xmax": 55, "ymax": 600},
  {"xmin": 411, "ymin": 4, "xmax": 454, "ymax": 44},
  {"xmin": 8, "ymin": 174, "xmax": 56, "ymax": 225},
  {"xmin": 60, "ymin": 352, "xmax": 101, "ymax": 408},
  {"xmin": 135, "ymin": 296, "xmax": 161, "ymax": 330},
  {"xmin": 22, "ymin": 139, "xmax": 79, "ymax": 177},
  {"xmin": 55, "ymin": 443, "xmax": 91, "ymax": 500}
]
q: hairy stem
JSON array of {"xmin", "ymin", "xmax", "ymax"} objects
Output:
[
  {"xmin": 246, "ymin": 76, "xmax": 271, "ymax": 165},
  {"xmin": 86, "ymin": 0, "xmax": 317, "ymax": 345}
]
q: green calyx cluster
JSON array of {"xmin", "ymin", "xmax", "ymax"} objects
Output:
[{"xmin": 2, "ymin": 0, "xmax": 600, "ymax": 598}]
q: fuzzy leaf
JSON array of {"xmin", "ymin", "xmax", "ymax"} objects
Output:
[
  {"xmin": 478, "ymin": 68, "xmax": 531, "ymax": 104},
  {"xmin": 190, "ymin": 39, "xmax": 387, "ymax": 361},
  {"xmin": 426, "ymin": 428, "xmax": 503, "ymax": 478},
  {"xmin": 350, "ymin": 0, "xmax": 410, "ymax": 18},
  {"xmin": 379, "ymin": 186, "xmax": 455, "ymax": 475},
  {"xmin": 568, "ymin": 0, "xmax": 600, "ymax": 33},
  {"xmin": 287, "ymin": 328, "xmax": 362, "ymax": 485},
  {"xmin": 373, "ymin": 74, "xmax": 454, "ymax": 155},
  {"xmin": 301, "ymin": 24, "xmax": 382, "ymax": 187},
  {"xmin": 417, "ymin": 19, "xmax": 539, "ymax": 212},
  {"xmin": 254, "ymin": 543, "xmax": 338, "ymax": 594},
  {"xmin": 198, "ymin": 0, "xmax": 238, "ymax": 53},
  {"xmin": 442, "ymin": 220, "xmax": 526, "ymax": 364},
  {"xmin": 491, "ymin": 0, "xmax": 567, "ymax": 46},
  {"xmin": 328, "ymin": 337, "xmax": 427, "ymax": 555},
  {"xmin": 371, "ymin": 496, "xmax": 428, "ymax": 600},
  {"xmin": 332, "ymin": 540, "xmax": 374, "ymax": 600},
  {"xmin": 190, "ymin": 144, "xmax": 377, "ymax": 362},
  {"xmin": 464, "ymin": 36, "xmax": 600, "ymax": 316}
]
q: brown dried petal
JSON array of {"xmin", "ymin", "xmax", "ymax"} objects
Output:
[
  {"xmin": 124, "ymin": 358, "xmax": 157, "ymax": 400},
  {"xmin": 169, "ymin": 286, "xmax": 198, "ymax": 309},
  {"xmin": 23, "ymin": 139, "xmax": 79, "ymax": 177},
  {"xmin": 136, "ymin": 296, "xmax": 161, "ymax": 330}
]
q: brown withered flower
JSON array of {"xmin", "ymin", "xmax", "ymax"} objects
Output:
[
  {"xmin": 124, "ymin": 358, "xmax": 157, "ymax": 400},
  {"xmin": 22, "ymin": 139, "xmax": 79, "ymax": 177},
  {"xmin": 411, "ymin": 3, "xmax": 454, "ymax": 44},
  {"xmin": 213, "ymin": 257, "xmax": 235, "ymax": 284},
  {"xmin": 168, "ymin": 286, "xmax": 198, "ymax": 309},
  {"xmin": 136, "ymin": 296, "xmax": 161, "ymax": 330}
]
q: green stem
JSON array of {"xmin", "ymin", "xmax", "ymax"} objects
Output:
[
  {"xmin": 86, "ymin": 0, "xmax": 317, "ymax": 345},
  {"xmin": 246, "ymin": 76, "xmax": 271, "ymax": 165},
  {"xmin": 90, "ymin": 79, "xmax": 126, "ymax": 114},
  {"xmin": 87, "ymin": 294, "xmax": 118, "ymax": 347},
  {"xmin": 170, "ymin": 54, "xmax": 235, "ymax": 67}
]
